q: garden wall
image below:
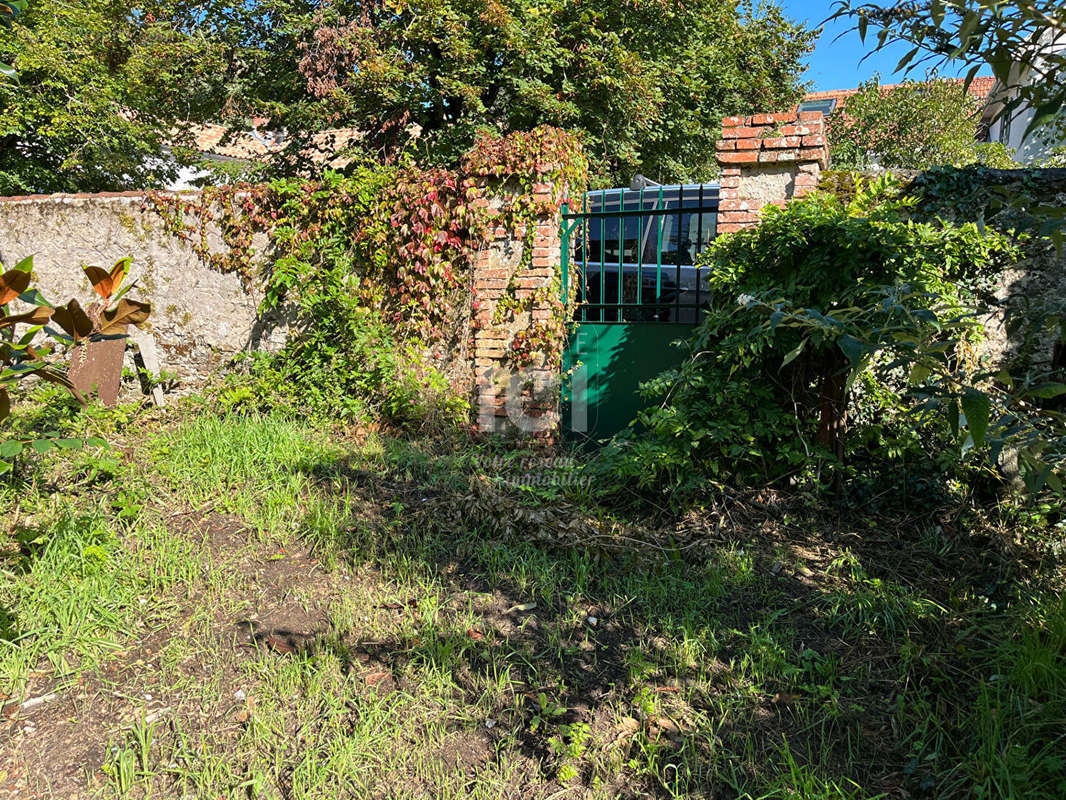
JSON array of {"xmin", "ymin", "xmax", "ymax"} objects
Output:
[
  {"xmin": 901, "ymin": 168, "xmax": 1066, "ymax": 373},
  {"xmin": 0, "ymin": 191, "xmax": 286, "ymax": 387},
  {"xmin": 0, "ymin": 184, "xmax": 570, "ymax": 429}
]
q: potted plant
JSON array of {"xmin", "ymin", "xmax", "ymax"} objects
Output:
[{"xmin": 53, "ymin": 258, "xmax": 152, "ymax": 406}]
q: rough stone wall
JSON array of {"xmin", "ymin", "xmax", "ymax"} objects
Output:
[
  {"xmin": 471, "ymin": 182, "xmax": 564, "ymax": 436},
  {"xmin": 0, "ymin": 191, "xmax": 288, "ymax": 386},
  {"xmin": 894, "ymin": 169, "xmax": 1066, "ymax": 373},
  {"xmin": 982, "ymin": 244, "xmax": 1066, "ymax": 371},
  {"xmin": 0, "ymin": 187, "xmax": 568, "ymax": 430},
  {"xmin": 715, "ymin": 111, "xmax": 829, "ymax": 232}
]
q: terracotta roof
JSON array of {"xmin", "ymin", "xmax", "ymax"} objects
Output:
[
  {"xmin": 183, "ymin": 123, "xmax": 362, "ymax": 167},
  {"xmin": 803, "ymin": 76, "xmax": 997, "ymax": 109}
]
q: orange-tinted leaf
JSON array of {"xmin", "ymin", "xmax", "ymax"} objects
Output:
[
  {"xmin": 52, "ymin": 300, "xmax": 93, "ymax": 340},
  {"xmin": 100, "ymin": 299, "xmax": 150, "ymax": 334},
  {"xmin": 108, "ymin": 258, "xmax": 129, "ymax": 289},
  {"xmin": 365, "ymin": 671, "xmax": 389, "ymax": 686},
  {"xmin": 83, "ymin": 266, "xmax": 116, "ymax": 300},
  {"xmin": 0, "ymin": 305, "xmax": 53, "ymax": 329},
  {"xmin": 772, "ymin": 692, "xmax": 800, "ymax": 706},
  {"xmin": 262, "ymin": 635, "xmax": 294, "ymax": 654},
  {"xmin": 0, "ymin": 269, "xmax": 30, "ymax": 306}
]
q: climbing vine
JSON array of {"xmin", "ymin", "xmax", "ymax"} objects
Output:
[
  {"xmin": 463, "ymin": 127, "xmax": 587, "ymax": 369},
  {"xmin": 143, "ymin": 125, "xmax": 587, "ymax": 375}
]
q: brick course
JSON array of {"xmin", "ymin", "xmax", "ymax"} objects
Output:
[{"xmin": 714, "ymin": 111, "xmax": 829, "ymax": 232}]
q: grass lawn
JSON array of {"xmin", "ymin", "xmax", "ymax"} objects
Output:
[{"xmin": 1, "ymin": 399, "xmax": 1065, "ymax": 799}]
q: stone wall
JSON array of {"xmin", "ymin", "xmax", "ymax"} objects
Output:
[
  {"xmin": 903, "ymin": 168, "xmax": 1066, "ymax": 373},
  {"xmin": 0, "ymin": 191, "xmax": 288, "ymax": 387},
  {"xmin": 0, "ymin": 187, "xmax": 569, "ymax": 429}
]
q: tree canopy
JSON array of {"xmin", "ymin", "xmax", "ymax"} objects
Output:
[
  {"xmin": 826, "ymin": 75, "xmax": 1016, "ymax": 169},
  {"xmin": 251, "ymin": 0, "xmax": 816, "ymax": 184},
  {"xmin": 0, "ymin": 0, "xmax": 224, "ymax": 194},
  {"xmin": 0, "ymin": 0, "xmax": 816, "ymax": 192},
  {"xmin": 831, "ymin": 1, "xmax": 1066, "ymax": 142}
]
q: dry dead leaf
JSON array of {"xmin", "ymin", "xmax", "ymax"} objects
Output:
[
  {"xmin": 365, "ymin": 671, "xmax": 390, "ymax": 687},
  {"xmin": 647, "ymin": 716, "xmax": 684, "ymax": 747},
  {"xmin": 261, "ymin": 635, "xmax": 294, "ymax": 655}
]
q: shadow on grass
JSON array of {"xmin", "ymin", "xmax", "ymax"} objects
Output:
[
  {"xmin": 271, "ymin": 436, "xmax": 1066, "ymax": 798},
  {"xmin": 132, "ymin": 408, "xmax": 1064, "ymax": 798}
]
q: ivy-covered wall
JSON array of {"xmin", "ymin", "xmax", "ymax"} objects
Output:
[
  {"xmin": 900, "ymin": 166, "xmax": 1066, "ymax": 375},
  {"xmin": 0, "ymin": 128, "xmax": 587, "ymax": 432}
]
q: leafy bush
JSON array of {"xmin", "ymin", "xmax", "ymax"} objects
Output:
[
  {"xmin": 2, "ymin": 256, "xmax": 152, "ymax": 476},
  {"xmin": 203, "ymin": 166, "xmax": 469, "ymax": 428},
  {"xmin": 826, "ymin": 74, "xmax": 1017, "ymax": 171},
  {"xmin": 606, "ymin": 177, "xmax": 1021, "ymax": 499},
  {"xmin": 225, "ymin": 308, "xmax": 467, "ymax": 430}
]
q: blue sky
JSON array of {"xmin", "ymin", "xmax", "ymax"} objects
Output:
[{"xmin": 781, "ymin": 0, "xmax": 993, "ymax": 91}]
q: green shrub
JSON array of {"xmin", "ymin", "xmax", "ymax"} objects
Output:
[
  {"xmin": 209, "ymin": 166, "xmax": 469, "ymax": 429},
  {"xmin": 225, "ymin": 307, "xmax": 467, "ymax": 429},
  {"xmin": 605, "ymin": 177, "xmax": 1020, "ymax": 500}
]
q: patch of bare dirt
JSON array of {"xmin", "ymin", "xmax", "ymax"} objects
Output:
[{"xmin": 0, "ymin": 512, "xmax": 360, "ymax": 799}]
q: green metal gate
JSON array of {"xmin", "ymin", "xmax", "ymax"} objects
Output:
[{"xmin": 561, "ymin": 183, "xmax": 719, "ymax": 441}]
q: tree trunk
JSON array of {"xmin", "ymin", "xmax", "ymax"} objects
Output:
[{"xmin": 816, "ymin": 349, "xmax": 848, "ymax": 461}]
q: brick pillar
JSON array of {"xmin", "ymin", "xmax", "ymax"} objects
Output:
[
  {"xmin": 715, "ymin": 111, "xmax": 829, "ymax": 232},
  {"xmin": 471, "ymin": 181, "xmax": 564, "ymax": 437}
]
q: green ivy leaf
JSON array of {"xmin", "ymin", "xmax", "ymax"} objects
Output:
[
  {"xmin": 30, "ymin": 439, "xmax": 55, "ymax": 454},
  {"xmin": 837, "ymin": 334, "xmax": 867, "ymax": 366},
  {"xmin": 0, "ymin": 439, "xmax": 22, "ymax": 458},
  {"xmin": 961, "ymin": 389, "xmax": 991, "ymax": 448},
  {"xmin": 781, "ymin": 338, "xmax": 807, "ymax": 369}
]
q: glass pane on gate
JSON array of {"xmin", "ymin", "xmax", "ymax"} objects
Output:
[{"xmin": 568, "ymin": 183, "xmax": 719, "ymax": 324}]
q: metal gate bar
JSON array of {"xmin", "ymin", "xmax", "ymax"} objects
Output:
[{"xmin": 561, "ymin": 183, "xmax": 720, "ymax": 325}]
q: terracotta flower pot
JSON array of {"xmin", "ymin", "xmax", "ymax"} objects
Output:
[{"xmin": 68, "ymin": 326, "xmax": 128, "ymax": 407}]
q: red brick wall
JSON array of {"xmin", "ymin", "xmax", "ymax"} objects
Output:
[
  {"xmin": 471, "ymin": 182, "xmax": 564, "ymax": 437},
  {"xmin": 716, "ymin": 110, "xmax": 829, "ymax": 232}
]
